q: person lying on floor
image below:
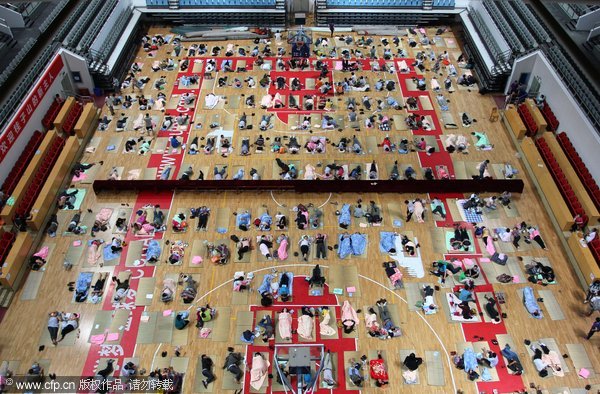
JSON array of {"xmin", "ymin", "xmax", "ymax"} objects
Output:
[
  {"xmin": 347, "ymin": 358, "xmax": 365, "ymax": 387},
  {"xmin": 421, "ymin": 285, "xmax": 438, "ymax": 314},
  {"xmin": 67, "ymin": 211, "xmax": 86, "ymax": 235},
  {"xmin": 89, "ymin": 273, "xmax": 109, "ymax": 304},
  {"xmin": 529, "ymin": 341, "xmax": 563, "ymax": 377},
  {"xmin": 112, "ymin": 276, "xmax": 130, "ymax": 303},
  {"xmin": 369, "ymin": 352, "xmax": 390, "ymax": 387},
  {"xmin": 501, "ymin": 344, "xmax": 524, "ymax": 375}
]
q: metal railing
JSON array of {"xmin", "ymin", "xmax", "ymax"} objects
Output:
[
  {"xmin": 77, "ymin": 0, "xmax": 119, "ymax": 52},
  {"xmin": 38, "ymin": 0, "xmax": 71, "ymax": 34},
  {"xmin": 511, "ymin": 1, "xmax": 551, "ymax": 44},
  {"xmin": 543, "ymin": 44, "xmax": 600, "ymax": 130},
  {"xmin": 96, "ymin": 7, "xmax": 133, "ymax": 63},
  {"xmin": 483, "ymin": 0, "xmax": 524, "ymax": 54},
  {"xmin": 468, "ymin": 7, "xmax": 512, "ymax": 65},
  {"xmin": 496, "ymin": 0, "xmax": 537, "ymax": 50}
]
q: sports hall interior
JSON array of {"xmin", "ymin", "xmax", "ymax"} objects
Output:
[{"xmin": 0, "ymin": 0, "xmax": 599, "ymax": 393}]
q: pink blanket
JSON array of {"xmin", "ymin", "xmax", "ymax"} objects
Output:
[
  {"xmin": 72, "ymin": 173, "xmax": 88, "ymax": 182},
  {"xmin": 33, "ymin": 246, "xmax": 50, "ymax": 259},
  {"xmin": 250, "ymin": 354, "xmax": 270, "ymax": 390},
  {"xmin": 278, "ymin": 239, "xmax": 288, "ymax": 261},
  {"xmin": 486, "ymin": 237, "xmax": 496, "ymax": 255},
  {"xmin": 278, "ymin": 312, "xmax": 292, "ymax": 340},
  {"xmin": 341, "ymin": 301, "xmax": 360, "ymax": 326},
  {"xmin": 297, "ymin": 315, "xmax": 313, "ymax": 340},
  {"xmin": 96, "ymin": 208, "xmax": 113, "ymax": 224},
  {"xmin": 88, "ymin": 244, "xmax": 101, "ymax": 266}
]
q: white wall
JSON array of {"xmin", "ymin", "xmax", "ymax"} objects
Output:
[
  {"xmin": 90, "ymin": 0, "xmax": 133, "ymax": 53},
  {"xmin": 0, "ymin": 73, "xmax": 67, "ymax": 185},
  {"xmin": 59, "ymin": 49, "xmax": 95, "ymax": 94},
  {"xmin": 0, "ymin": 6, "xmax": 24, "ymax": 28},
  {"xmin": 509, "ymin": 50, "xmax": 600, "ymax": 181}
]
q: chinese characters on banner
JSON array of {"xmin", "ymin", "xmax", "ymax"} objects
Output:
[{"xmin": 0, "ymin": 54, "xmax": 64, "ymax": 163}]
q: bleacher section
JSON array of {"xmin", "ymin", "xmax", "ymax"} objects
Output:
[
  {"xmin": 522, "ymin": 133, "xmax": 600, "ymax": 283},
  {"xmin": 42, "ymin": 100, "xmax": 65, "ymax": 130},
  {"xmin": 540, "ymin": 102, "xmax": 559, "ymax": 132},
  {"xmin": 460, "ymin": 0, "xmax": 600, "ymax": 132},
  {"xmin": 325, "ymin": 0, "xmax": 424, "ymax": 8},
  {"xmin": 460, "ymin": 10, "xmax": 511, "ymax": 93},
  {"xmin": 520, "ymin": 137, "xmax": 573, "ymax": 231},
  {"xmin": 61, "ymin": 102, "xmax": 84, "ymax": 136},
  {"xmin": 179, "ymin": 0, "xmax": 276, "ymax": 6},
  {"xmin": 93, "ymin": 7, "xmax": 134, "ymax": 63},
  {"xmin": 15, "ymin": 136, "xmax": 66, "ymax": 219},
  {"xmin": 0, "ymin": 38, "xmax": 37, "ymax": 88},
  {"xmin": 535, "ymin": 137, "xmax": 585, "ymax": 223},
  {"xmin": 494, "ymin": 0, "xmax": 538, "ymax": 51},
  {"xmin": 143, "ymin": 0, "xmax": 286, "ymax": 26},
  {"xmin": 77, "ymin": 0, "xmax": 119, "ymax": 52},
  {"xmin": 0, "ymin": 131, "xmax": 43, "ymax": 197},
  {"xmin": 315, "ymin": 0, "xmax": 457, "ymax": 26},
  {"xmin": 38, "ymin": 0, "xmax": 71, "ymax": 34},
  {"xmin": 556, "ymin": 132, "xmax": 600, "ymax": 212}
]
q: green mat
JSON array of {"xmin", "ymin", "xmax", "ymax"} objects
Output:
[
  {"xmin": 445, "ymin": 230, "xmax": 474, "ymax": 252},
  {"xmin": 62, "ymin": 189, "xmax": 87, "ymax": 210}
]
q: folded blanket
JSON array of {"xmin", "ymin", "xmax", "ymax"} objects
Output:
[
  {"xmin": 127, "ymin": 169, "xmax": 141, "ymax": 180},
  {"xmin": 34, "ymin": 246, "xmax": 50, "ymax": 260},
  {"xmin": 96, "ymin": 208, "xmax": 113, "ymax": 224}
]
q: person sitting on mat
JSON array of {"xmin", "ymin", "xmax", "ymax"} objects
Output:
[
  {"xmin": 196, "ymin": 304, "xmax": 216, "ymax": 328},
  {"xmin": 430, "ymin": 260, "xmax": 461, "ymax": 284},
  {"xmin": 175, "ymin": 312, "xmax": 189, "ymax": 330},
  {"xmin": 306, "ymin": 264, "xmax": 325, "ymax": 287}
]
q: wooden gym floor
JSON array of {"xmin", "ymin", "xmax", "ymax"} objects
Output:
[{"xmin": 0, "ymin": 25, "xmax": 598, "ymax": 394}]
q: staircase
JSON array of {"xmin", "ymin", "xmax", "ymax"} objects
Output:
[
  {"xmin": 169, "ymin": 0, "xmax": 179, "ymax": 9},
  {"xmin": 423, "ymin": 0, "xmax": 433, "ymax": 10}
]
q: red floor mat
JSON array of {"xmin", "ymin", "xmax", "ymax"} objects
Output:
[{"xmin": 244, "ymin": 277, "xmax": 358, "ymax": 393}]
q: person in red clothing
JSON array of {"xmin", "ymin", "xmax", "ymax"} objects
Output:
[
  {"xmin": 369, "ymin": 351, "xmax": 389, "ymax": 387},
  {"xmin": 571, "ymin": 214, "xmax": 585, "ymax": 232}
]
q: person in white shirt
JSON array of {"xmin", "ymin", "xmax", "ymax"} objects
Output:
[
  {"xmin": 497, "ymin": 228, "xmax": 513, "ymax": 243},
  {"xmin": 585, "ymin": 228, "xmax": 597, "ymax": 244},
  {"xmin": 299, "ymin": 235, "xmax": 312, "ymax": 262}
]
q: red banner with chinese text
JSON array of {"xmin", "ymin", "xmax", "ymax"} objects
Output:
[{"xmin": 0, "ymin": 53, "xmax": 64, "ymax": 163}]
